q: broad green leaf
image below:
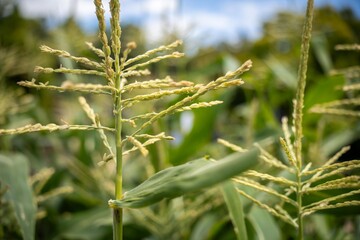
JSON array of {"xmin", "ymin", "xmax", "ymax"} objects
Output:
[
  {"xmin": 56, "ymin": 206, "xmax": 112, "ymax": 240},
  {"xmin": 311, "ymin": 34, "xmax": 332, "ymax": 74},
  {"xmin": 0, "ymin": 154, "xmax": 36, "ymax": 240},
  {"xmin": 247, "ymin": 206, "xmax": 281, "ymax": 240},
  {"xmin": 311, "ymin": 215, "xmax": 331, "ymax": 240},
  {"xmin": 321, "ymin": 123, "xmax": 360, "ymax": 158},
  {"xmin": 265, "ymin": 56, "xmax": 297, "ymax": 89},
  {"xmin": 190, "ymin": 213, "xmax": 218, "ymax": 240},
  {"xmin": 170, "ymin": 106, "xmax": 220, "ymax": 165},
  {"xmin": 109, "ymin": 148, "xmax": 259, "ymax": 208},
  {"xmin": 221, "ymin": 181, "xmax": 248, "ymax": 240},
  {"xmin": 304, "ymin": 75, "xmax": 344, "ymax": 113}
]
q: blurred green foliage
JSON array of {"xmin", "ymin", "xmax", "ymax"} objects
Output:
[{"xmin": 0, "ymin": 1, "xmax": 359, "ymax": 239}]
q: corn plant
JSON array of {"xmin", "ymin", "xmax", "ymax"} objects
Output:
[
  {"xmin": 219, "ymin": 1, "xmax": 360, "ymax": 239},
  {"xmin": 0, "ymin": 0, "xmax": 259, "ymax": 239}
]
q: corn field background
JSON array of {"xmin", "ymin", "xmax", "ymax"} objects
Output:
[{"xmin": 0, "ymin": 1, "xmax": 360, "ymax": 239}]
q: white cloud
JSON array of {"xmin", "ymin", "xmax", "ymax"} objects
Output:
[
  {"xmin": 18, "ymin": 0, "xmax": 100, "ymax": 25},
  {"xmin": 122, "ymin": 0, "xmax": 178, "ymax": 17},
  {"xmin": 134, "ymin": 0, "xmax": 292, "ymax": 46},
  {"xmin": 17, "ymin": 0, "xmax": 179, "ymax": 32},
  {"xmin": 16, "ymin": 0, "xmax": 284, "ymax": 45},
  {"xmin": 17, "ymin": 0, "xmax": 340, "ymax": 47},
  {"xmin": 19, "ymin": 0, "xmax": 69, "ymax": 20},
  {"xmin": 178, "ymin": 12, "xmax": 240, "ymax": 44},
  {"xmin": 137, "ymin": 1, "xmax": 274, "ymax": 46}
]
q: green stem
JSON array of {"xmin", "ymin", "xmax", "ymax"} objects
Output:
[
  {"xmin": 113, "ymin": 208, "xmax": 122, "ymax": 240},
  {"xmin": 110, "ymin": 0, "xmax": 122, "ymax": 238},
  {"xmin": 294, "ymin": 0, "xmax": 314, "ymax": 239},
  {"xmin": 113, "ymin": 80, "xmax": 123, "ymax": 240}
]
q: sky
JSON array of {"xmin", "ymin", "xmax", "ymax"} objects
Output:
[{"xmin": 16, "ymin": 0, "xmax": 360, "ymax": 47}]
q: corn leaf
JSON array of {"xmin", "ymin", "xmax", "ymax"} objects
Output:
[
  {"xmin": 109, "ymin": 148, "xmax": 259, "ymax": 208},
  {"xmin": 0, "ymin": 154, "xmax": 36, "ymax": 240},
  {"xmin": 57, "ymin": 206, "xmax": 113, "ymax": 240},
  {"xmin": 221, "ymin": 181, "xmax": 248, "ymax": 240},
  {"xmin": 247, "ymin": 206, "xmax": 281, "ymax": 240},
  {"xmin": 189, "ymin": 213, "xmax": 218, "ymax": 240}
]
